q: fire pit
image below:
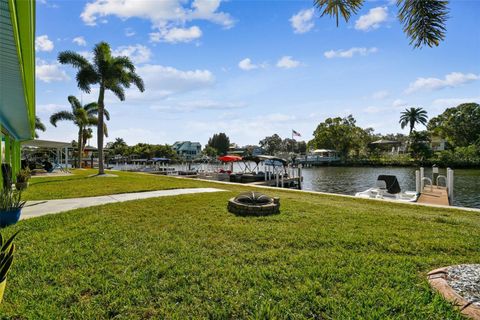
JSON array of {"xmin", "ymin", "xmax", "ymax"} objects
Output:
[{"xmin": 227, "ymin": 191, "xmax": 280, "ymax": 216}]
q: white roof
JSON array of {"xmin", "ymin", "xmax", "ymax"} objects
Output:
[
  {"xmin": 312, "ymin": 149, "xmax": 336, "ymax": 153},
  {"xmin": 22, "ymin": 139, "xmax": 72, "ymax": 149}
]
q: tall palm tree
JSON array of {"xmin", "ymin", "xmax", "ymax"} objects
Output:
[
  {"xmin": 34, "ymin": 116, "xmax": 46, "ymax": 138},
  {"xmin": 50, "ymin": 96, "xmax": 107, "ymax": 168},
  {"xmin": 399, "ymin": 107, "xmax": 428, "ymax": 134},
  {"xmin": 58, "ymin": 42, "xmax": 145, "ymax": 175},
  {"xmin": 314, "ymin": 0, "xmax": 449, "ymax": 48}
]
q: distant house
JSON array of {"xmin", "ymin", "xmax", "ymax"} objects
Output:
[
  {"xmin": 172, "ymin": 141, "xmax": 202, "ymax": 160},
  {"xmin": 431, "ymin": 137, "xmax": 447, "ymax": 151}
]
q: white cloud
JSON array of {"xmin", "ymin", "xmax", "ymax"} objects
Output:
[
  {"xmin": 35, "ymin": 59, "xmax": 69, "ymax": 83},
  {"xmin": 238, "ymin": 58, "xmax": 258, "ymax": 71},
  {"xmin": 112, "ymin": 44, "xmax": 152, "ymax": 64},
  {"xmin": 35, "ymin": 35, "xmax": 54, "ymax": 52},
  {"xmin": 405, "ymin": 72, "xmax": 479, "ymax": 94},
  {"xmin": 81, "ymin": 0, "xmax": 234, "ymax": 43},
  {"xmin": 363, "ymin": 106, "xmax": 384, "ymax": 114},
  {"xmin": 392, "ymin": 99, "xmax": 407, "ymax": 108},
  {"xmin": 37, "ymin": 104, "xmax": 65, "ymax": 114},
  {"xmin": 125, "ymin": 28, "xmax": 135, "ymax": 37},
  {"xmin": 131, "ymin": 64, "xmax": 215, "ymax": 99},
  {"xmin": 72, "ymin": 36, "xmax": 87, "ymax": 46},
  {"xmin": 372, "ymin": 90, "xmax": 389, "ymax": 100},
  {"xmin": 276, "ymin": 56, "xmax": 301, "ymax": 69},
  {"xmin": 355, "ymin": 6, "xmax": 388, "ymax": 31},
  {"xmin": 324, "ymin": 47, "xmax": 378, "ymax": 59},
  {"xmin": 151, "ymin": 100, "xmax": 246, "ymax": 113},
  {"xmin": 290, "ymin": 8, "xmax": 315, "ymax": 34},
  {"xmin": 432, "ymin": 97, "xmax": 480, "ymax": 108},
  {"xmin": 150, "ymin": 26, "xmax": 202, "ymax": 43}
]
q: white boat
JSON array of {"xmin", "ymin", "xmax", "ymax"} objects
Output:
[{"xmin": 355, "ymin": 175, "xmax": 419, "ymax": 202}]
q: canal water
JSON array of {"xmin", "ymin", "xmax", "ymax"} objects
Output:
[{"xmin": 301, "ymin": 166, "xmax": 480, "ymax": 209}]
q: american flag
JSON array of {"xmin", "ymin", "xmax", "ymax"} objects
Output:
[{"xmin": 292, "ymin": 129, "xmax": 301, "ymax": 137}]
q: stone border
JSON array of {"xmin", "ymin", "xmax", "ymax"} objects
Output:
[
  {"xmin": 227, "ymin": 197, "xmax": 280, "ymax": 216},
  {"xmin": 428, "ymin": 267, "xmax": 480, "ymax": 319}
]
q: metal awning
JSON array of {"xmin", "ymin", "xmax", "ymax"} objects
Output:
[
  {"xmin": 22, "ymin": 139, "xmax": 72, "ymax": 149},
  {"xmin": 0, "ymin": 0, "xmax": 35, "ymax": 140}
]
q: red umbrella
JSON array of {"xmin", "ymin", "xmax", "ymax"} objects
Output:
[{"xmin": 218, "ymin": 155, "xmax": 242, "ymax": 162}]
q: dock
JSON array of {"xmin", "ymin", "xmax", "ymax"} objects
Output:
[{"xmin": 417, "ymin": 186, "xmax": 450, "ymax": 206}]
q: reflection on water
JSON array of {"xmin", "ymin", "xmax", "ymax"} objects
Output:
[{"xmin": 301, "ymin": 166, "xmax": 480, "ymax": 209}]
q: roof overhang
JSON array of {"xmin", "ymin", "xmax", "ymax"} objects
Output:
[
  {"xmin": 0, "ymin": 0, "xmax": 35, "ymax": 140},
  {"xmin": 22, "ymin": 139, "xmax": 72, "ymax": 149}
]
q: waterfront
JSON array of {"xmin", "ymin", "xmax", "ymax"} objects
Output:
[{"xmin": 302, "ymin": 166, "xmax": 480, "ymax": 209}]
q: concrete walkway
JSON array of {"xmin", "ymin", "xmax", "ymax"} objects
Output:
[{"xmin": 21, "ymin": 188, "xmax": 226, "ymax": 220}]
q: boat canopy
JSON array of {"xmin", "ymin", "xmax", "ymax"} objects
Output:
[
  {"xmin": 151, "ymin": 157, "xmax": 170, "ymax": 162},
  {"xmin": 377, "ymin": 175, "xmax": 401, "ymax": 194},
  {"xmin": 218, "ymin": 155, "xmax": 242, "ymax": 162}
]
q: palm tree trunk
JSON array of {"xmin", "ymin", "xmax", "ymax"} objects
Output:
[
  {"xmin": 77, "ymin": 128, "xmax": 83, "ymax": 168},
  {"xmin": 97, "ymin": 85, "xmax": 105, "ymax": 175}
]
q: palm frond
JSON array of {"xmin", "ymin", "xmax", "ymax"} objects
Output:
[
  {"xmin": 76, "ymin": 67, "xmax": 98, "ymax": 93},
  {"xmin": 113, "ymin": 56, "xmax": 135, "ymax": 72},
  {"xmin": 108, "ymin": 84, "xmax": 126, "ymax": 101},
  {"xmin": 128, "ymin": 72, "xmax": 145, "ymax": 92},
  {"xmin": 58, "ymin": 51, "xmax": 91, "ymax": 69},
  {"xmin": 103, "ymin": 108, "xmax": 110, "ymax": 121},
  {"xmin": 50, "ymin": 111, "xmax": 75, "ymax": 127},
  {"xmin": 84, "ymin": 102, "xmax": 99, "ymax": 114},
  {"xmin": 93, "ymin": 42, "xmax": 112, "ymax": 75},
  {"xmin": 314, "ymin": 0, "xmax": 364, "ymax": 26},
  {"xmin": 397, "ymin": 0, "xmax": 449, "ymax": 48},
  {"xmin": 35, "ymin": 116, "xmax": 46, "ymax": 132},
  {"xmin": 67, "ymin": 96, "xmax": 82, "ymax": 111}
]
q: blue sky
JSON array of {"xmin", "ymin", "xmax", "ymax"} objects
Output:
[{"xmin": 35, "ymin": 0, "xmax": 480, "ymax": 147}]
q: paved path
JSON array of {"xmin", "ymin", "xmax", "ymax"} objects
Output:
[{"xmin": 21, "ymin": 188, "xmax": 226, "ymax": 220}]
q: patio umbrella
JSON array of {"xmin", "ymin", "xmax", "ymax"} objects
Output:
[{"xmin": 218, "ymin": 155, "xmax": 242, "ymax": 162}]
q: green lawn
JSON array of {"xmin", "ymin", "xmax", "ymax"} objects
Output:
[
  {"xmin": 1, "ymin": 171, "xmax": 479, "ymax": 318},
  {"xmin": 23, "ymin": 169, "xmax": 211, "ymax": 200}
]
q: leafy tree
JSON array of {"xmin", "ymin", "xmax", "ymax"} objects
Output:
[
  {"xmin": 202, "ymin": 146, "xmax": 218, "ymax": 158},
  {"xmin": 58, "ymin": 42, "xmax": 145, "ymax": 175},
  {"xmin": 428, "ymin": 103, "xmax": 480, "ymax": 147},
  {"xmin": 34, "ymin": 117, "xmax": 46, "ymax": 138},
  {"xmin": 259, "ymin": 134, "xmax": 283, "ymax": 155},
  {"xmin": 106, "ymin": 138, "xmax": 128, "ymax": 156},
  {"xmin": 310, "ymin": 115, "xmax": 371, "ymax": 158},
  {"xmin": 408, "ymin": 131, "xmax": 432, "ymax": 161},
  {"xmin": 207, "ymin": 133, "xmax": 230, "ymax": 155},
  {"xmin": 314, "ymin": 0, "xmax": 449, "ymax": 48},
  {"xmin": 50, "ymin": 96, "xmax": 105, "ymax": 168},
  {"xmin": 399, "ymin": 107, "xmax": 428, "ymax": 134}
]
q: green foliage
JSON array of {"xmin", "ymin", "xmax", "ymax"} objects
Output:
[
  {"xmin": 434, "ymin": 145, "xmax": 480, "ymax": 167},
  {"xmin": 428, "ymin": 103, "xmax": 480, "ymax": 148},
  {"xmin": 399, "ymin": 107, "xmax": 428, "ymax": 134},
  {"xmin": 50, "ymin": 96, "xmax": 102, "ymax": 168},
  {"xmin": 202, "ymin": 146, "xmax": 218, "ymax": 157},
  {"xmin": 34, "ymin": 116, "xmax": 46, "ymax": 139},
  {"xmin": 314, "ymin": 0, "xmax": 449, "ymax": 48},
  {"xmin": 310, "ymin": 115, "xmax": 373, "ymax": 158},
  {"xmin": 207, "ymin": 133, "xmax": 230, "ymax": 155},
  {"xmin": 0, "ymin": 231, "xmax": 18, "ymax": 281},
  {"xmin": 58, "ymin": 41, "xmax": 145, "ymax": 175},
  {"xmin": 16, "ymin": 169, "xmax": 31, "ymax": 184},
  {"xmin": 0, "ymin": 189, "xmax": 25, "ymax": 212},
  {"xmin": 408, "ymin": 131, "xmax": 432, "ymax": 161},
  {"xmin": 259, "ymin": 134, "xmax": 283, "ymax": 155},
  {"xmin": 397, "ymin": 0, "xmax": 449, "ymax": 48}
]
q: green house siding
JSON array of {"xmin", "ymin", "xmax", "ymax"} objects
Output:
[{"xmin": 0, "ymin": 0, "xmax": 35, "ymax": 180}]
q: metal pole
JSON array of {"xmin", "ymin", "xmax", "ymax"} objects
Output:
[
  {"xmin": 415, "ymin": 170, "xmax": 421, "ymax": 194},
  {"xmin": 420, "ymin": 167, "xmax": 425, "ymax": 190}
]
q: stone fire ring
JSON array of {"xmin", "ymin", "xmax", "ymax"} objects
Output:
[
  {"xmin": 228, "ymin": 191, "xmax": 280, "ymax": 216},
  {"xmin": 428, "ymin": 266, "xmax": 480, "ymax": 319}
]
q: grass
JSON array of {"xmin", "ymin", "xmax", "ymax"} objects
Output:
[
  {"xmin": 1, "ymin": 171, "xmax": 480, "ymax": 318},
  {"xmin": 23, "ymin": 169, "xmax": 211, "ymax": 200}
]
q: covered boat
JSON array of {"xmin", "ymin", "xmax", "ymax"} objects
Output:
[{"xmin": 355, "ymin": 175, "xmax": 418, "ymax": 202}]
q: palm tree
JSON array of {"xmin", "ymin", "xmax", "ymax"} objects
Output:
[
  {"xmin": 58, "ymin": 42, "xmax": 145, "ymax": 175},
  {"xmin": 34, "ymin": 116, "xmax": 46, "ymax": 138},
  {"xmin": 399, "ymin": 107, "xmax": 428, "ymax": 134},
  {"xmin": 50, "ymin": 96, "xmax": 107, "ymax": 168},
  {"xmin": 314, "ymin": 0, "xmax": 449, "ymax": 48}
]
